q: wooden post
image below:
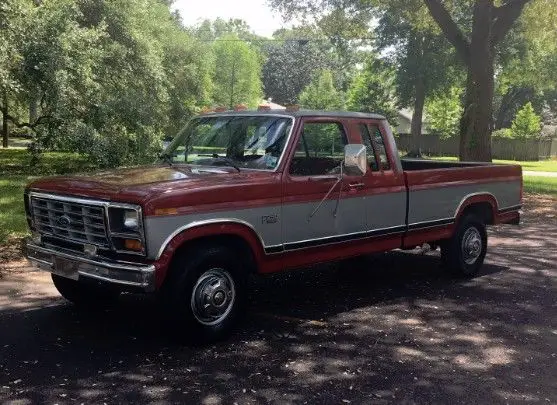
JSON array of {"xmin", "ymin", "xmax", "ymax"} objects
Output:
[{"xmin": 2, "ymin": 91, "xmax": 8, "ymax": 148}]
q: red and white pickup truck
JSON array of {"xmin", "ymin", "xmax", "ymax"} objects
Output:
[{"xmin": 24, "ymin": 109, "xmax": 522, "ymax": 341}]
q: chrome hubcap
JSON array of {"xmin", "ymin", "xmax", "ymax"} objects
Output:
[
  {"xmin": 462, "ymin": 227, "xmax": 483, "ymax": 265},
  {"xmin": 191, "ymin": 269, "xmax": 236, "ymax": 326}
]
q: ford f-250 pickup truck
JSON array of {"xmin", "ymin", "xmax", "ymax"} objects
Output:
[{"xmin": 24, "ymin": 108, "xmax": 522, "ymax": 341}]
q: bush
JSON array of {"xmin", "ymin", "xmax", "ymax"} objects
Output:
[
  {"xmin": 492, "ymin": 128, "xmax": 513, "ymax": 138},
  {"xmin": 511, "ymin": 102, "xmax": 542, "ymax": 139},
  {"xmin": 36, "ymin": 121, "xmax": 163, "ymax": 169},
  {"xmin": 425, "ymin": 87, "xmax": 463, "ymax": 140}
]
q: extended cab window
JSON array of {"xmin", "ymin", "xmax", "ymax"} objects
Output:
[
  {"xmin": 362, "ymin": 124, "xmax": 390, "ymax": 171},
  {"xmin": 358, "ymin": 124, "xmax": 379, "ymax": 171},
  {"xmin": 290, "ymin": 122, "xmax": 347, "ymax": 176}
]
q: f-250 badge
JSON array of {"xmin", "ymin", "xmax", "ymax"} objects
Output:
[{"xmin": 261, "ymin": 214, "xmax": 278, "ymax": 224}]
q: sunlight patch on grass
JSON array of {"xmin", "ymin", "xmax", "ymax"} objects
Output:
[
  {"xmin": 523, "ymin": 176, "xmax": 557, "ymax": 196},
  {"xmin": 0, "ymin": 175, "xmax": 36, "ymax": 243}
]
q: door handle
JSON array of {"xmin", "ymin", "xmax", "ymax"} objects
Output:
[{"xmin": 348, "ymin": 182, "xmax": 365, "ymax": 189}]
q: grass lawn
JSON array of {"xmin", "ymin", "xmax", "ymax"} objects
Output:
[
  {"xmin": 429, "ymin": 156, "xmax": 557, "ymax": 172},
  {"xmin": 1, "ymin": 148, "xmax": 97, "ymax": 245},
  {"xmin": 0, "ymin": 175, "xmax": 35, "ymax": 243},
  {"xmin": 523, "ymin": 176, "xmax": 557, "ymax": 195}
]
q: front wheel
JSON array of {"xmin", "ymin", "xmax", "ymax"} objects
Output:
[
  {"xmin": 163, "ymin": 246, "xmax": 247, "ymax": 343},
  {"xmin": 441, "ymin": 215, "xmax": 487, "ymax": 278}
]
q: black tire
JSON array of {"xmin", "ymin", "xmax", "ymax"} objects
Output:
[
  {"xmin": 51, "ymin": 274, "xmax": 120, "ymax": 308},
  {"xmin": 162, "ymin": 245, "xmax": 247, "ymax": 343},
  {"xmin": 441, "ymin": 214, "xmax": 487, "ymax": 278}
]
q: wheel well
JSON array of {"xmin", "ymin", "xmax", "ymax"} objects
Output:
[
  {"xmin": 461, "ymin": 202, "xmax": 494, "ymax": 225},
  {"xmin": 171, "ymin": 234, "xmax": 258, "ymax": 274}
]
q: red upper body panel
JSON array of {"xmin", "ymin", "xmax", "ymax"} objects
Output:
[{"xmin": 27, "ymin": 165, "xmax": 282, "ymax": 215}]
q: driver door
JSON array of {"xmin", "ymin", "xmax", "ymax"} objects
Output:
[{"xmin": 282, "ymin": 118, "xmax": 368, "ymax": 250}]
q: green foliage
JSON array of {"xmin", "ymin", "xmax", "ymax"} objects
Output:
[
  {"xmin": 1, "ymin": 0, "xmax": 212, "ymax": 167},
  {"xmin": 426, "ymin": 87, "xmax": 463, "ymax": 139},
  {"xmin": 492, "ymin": 128, "xmax": 513, "ymax": 139},
  {"xmin": 511, "ymin": 102, "xmax": 542, "ymax": 139},
  {"xmin": 261, "ymin": 26, "xmax": 348, "ymax": 105},
  {"xmin": 211, "ymin": 35, "xmax": 263, "ymax": 108},
  {"xmin": 346, "ymin": 57, "xmax": 399, "ymax": 125},
  {"xmin": 299, "ymin": 70, "xmax": 344, "ymax": 110}
]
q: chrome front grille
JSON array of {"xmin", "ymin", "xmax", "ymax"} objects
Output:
[{"xmin": 30, "ymin": 196, "xmax": 110, "ymax": 248}]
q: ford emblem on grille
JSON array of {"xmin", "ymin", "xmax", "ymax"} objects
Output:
[{"xmin": 56, "ymin": 215, "xmax": 71, "ymax": 228}]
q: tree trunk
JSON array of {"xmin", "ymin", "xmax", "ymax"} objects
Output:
[
  {"xmin": 2, "ymin": 91, "xmax": 8, "ymax": 148},
  {"xmin": 423, "ymin": 0, "xmax": 530, "ymax": 162},
  {"xmin": 458, "ymin": 1, "xmax": 494, "ymax": 162},
  {"xmin": 29, "ymin": 93, "xmax": 39, "ymax": 125},
  {"xmin": 408, "ymin": 76, "xmax": 426, "ymax": 158}
]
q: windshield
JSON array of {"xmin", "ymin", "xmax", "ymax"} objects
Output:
[{"xmin": 161, "ymin": 115, "xmax": 293, "ymax": 170}]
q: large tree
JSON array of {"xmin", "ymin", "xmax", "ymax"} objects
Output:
[
  {"xmin": 346, "ymin": 56, "xmax": 399, "ymax": 125},
  {"xmin": 211, "ymin": 35, "xmax": 263, "ymax": 108},
  {"xmin": 299, "ymin": 70, "xmax": 344, "ymax": 110},
  {"xmin": 494, "ymin": 0, "xmax": 557, "ymax": 129},
  {"xmin": 423, "ymin": 0, "xmax": 531, "ymax": 161},
  {"xmin": 261, "ymin": 26, "xmax": 346, "ymax": 105},
  {"xmin": 1, "ymin": 0, "xmax": 212, "ymax": 166},
  {"xmin": 376, "ymin": 0, "xmax": 461, "ymax": 156},
  {"xmin": 270, "ymin": 0, "xmax": 533, "ymax": 161}
]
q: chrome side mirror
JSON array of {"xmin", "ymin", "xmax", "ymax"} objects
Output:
[{"xmin": 344, "ymin": 144, "xmax": 367, "ymax": 176}]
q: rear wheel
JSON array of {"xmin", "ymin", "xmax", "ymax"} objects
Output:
[
  {"xmin": 162, "ymin": 246, "xmax": 247, "ymax": 343},
  {"xmin": 51, "ymin": 274, "xmax": 120, "ymax": 308},
  {"xmin": 441, "ymin": 215, "xmax": 487, "ymax": 278}
]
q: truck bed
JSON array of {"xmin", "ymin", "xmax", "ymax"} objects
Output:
[
  {"xmin": 401, "ymin": 158, "xmax": 522, "ymax": 247},
  {"xmin": 401, "ymin": 158, "xmax": 491, "ymax": 171}
]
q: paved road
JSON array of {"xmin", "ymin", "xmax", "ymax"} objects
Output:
[
  {"xmin": 1, "ymin": 215, "xmax": 556, "ymax": 404},
  {"xmin": 523, "ymin": 171, "xmax": 557, "ymax": 178}
]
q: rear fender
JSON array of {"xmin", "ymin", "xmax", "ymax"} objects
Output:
[{"xmin": 454, "ymin": 193, "xmax": 498, "ymax": 225}]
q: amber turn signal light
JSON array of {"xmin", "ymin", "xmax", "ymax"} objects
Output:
[
  {"xmin": 154, "ymin": 207, "xmax": 178, "ymax": 216},
  {"xmin": 124, "ymin": 239, "xmax": 143, "ymax": 251}
]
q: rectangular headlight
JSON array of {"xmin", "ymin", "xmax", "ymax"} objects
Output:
[{"xmin": 107, "ymin": 204, "xmax": 145, "ymax": 255}]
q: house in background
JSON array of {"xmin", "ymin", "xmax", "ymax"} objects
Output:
[
  {"xmin": 394, "ymin": 108, "xmax": 429, "ymax": 135},
  {"xmin": 260, "ymin": 98, "xmax": 286, "ymax": 110}
]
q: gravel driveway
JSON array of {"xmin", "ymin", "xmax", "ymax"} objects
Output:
[{"xmin": 1, "ymin": 196, "xmax": 555, "ymax": 405}]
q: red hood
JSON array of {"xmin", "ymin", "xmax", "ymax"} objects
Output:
[{"xmin": 27, "ymin": 165, "xmax": 282, "ymax": 213}]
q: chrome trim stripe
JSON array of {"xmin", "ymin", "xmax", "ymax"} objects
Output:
[
  {"xmin": 407, "ymin": 217, "xmax": 454, "ymax": 230},
  {"xmin": 498, "ymin": 204, "xmax": 522, "ymax": 214},
  {"xmin": 282, "ymin": 225, "xmax": 407, "ymax": 252}
]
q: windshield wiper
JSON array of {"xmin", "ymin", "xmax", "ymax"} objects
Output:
[
  {"xmin": 158, "ymin": 152, "xmax": 174, "ymax": 167},
  {"xmin": 198, "ymin": 154, "xmax": 241, "ymax": 172}
]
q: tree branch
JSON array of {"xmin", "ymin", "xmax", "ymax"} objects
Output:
[
  {"xmin": 423, "ymin": 0, "xmax": 471, "ymax": 65},
  {"xmin": 0, "ymin": 105, "xmax": 53, "ymax": 130},
  {"xmin": 492, "ymin": 0, "xmax": 531, "ymax": 44}
]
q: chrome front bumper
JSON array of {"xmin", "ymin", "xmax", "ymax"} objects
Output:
[{"xmin": 26, "ymin": 242, "xmax": 156, "ymax": 292}]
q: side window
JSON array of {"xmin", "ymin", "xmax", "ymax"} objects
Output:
[
  {"xmin": 290, "ymin": 122, "xmax": 347, "ymax": 176},
  {"xmin": 368, "ymin": 124, "xmax": 391, "ymax": 170},
  {"xmin": 358, "ymin": 124, "xmax": 379, "ymax": 171}
]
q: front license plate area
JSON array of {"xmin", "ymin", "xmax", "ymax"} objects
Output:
[{"xmin": 52, "ymin": 256, "xmax": 79, "ymax": 280}]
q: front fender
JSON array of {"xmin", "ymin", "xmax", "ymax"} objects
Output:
[{"xmin": 151, "ymin": 220, "xmax": 269, "ymax": 288}]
